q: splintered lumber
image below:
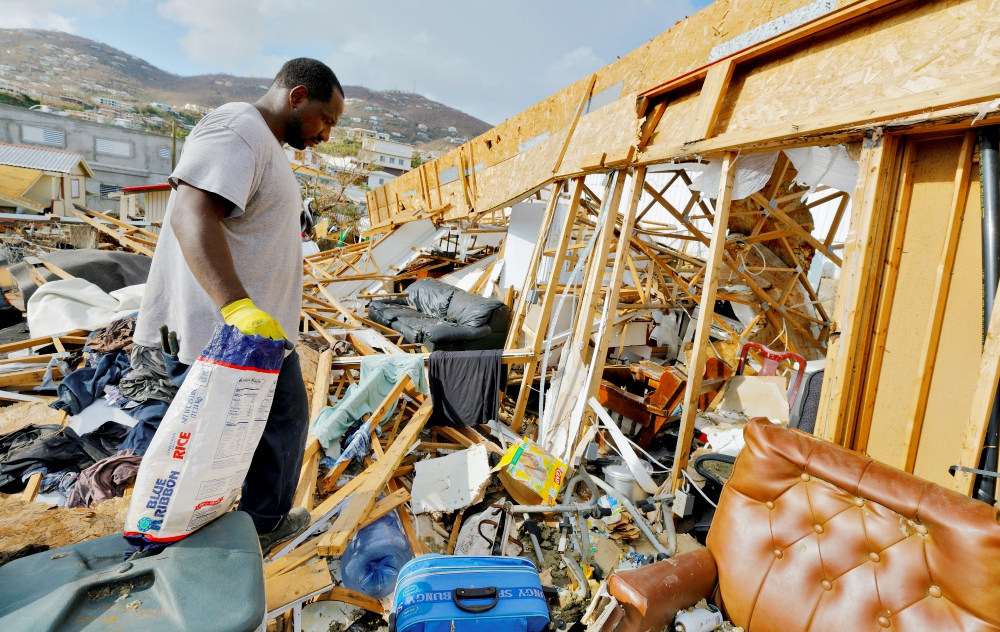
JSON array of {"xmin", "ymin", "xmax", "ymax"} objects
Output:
[
  {"xmin": 264, "ymin": 489, "xmax": 410, "ymax": 581},
  {"xmin": 70, "ymin": 208, "xmax": 154, "ymax": 256},
  {"xmin": 265, "ymin": 559, "xmax": 333, "ymax": 614},
  {"xmin": 21, "ymin": 472, "xmax": 42, "ymax": 502},
  {"xmin": 315, "ymin": 587, "xmax": 384, "ymax": 614},
  {"xmin": 317, "ymin": 400, "xmax": 432, "ymax": 557},
  {"xmin": 310, "ymin": 349, "xmax": 335, "ymax": 421},
  {"xmin": 318, "ymin": 373, "xmax": 414, "ymax": 493}
]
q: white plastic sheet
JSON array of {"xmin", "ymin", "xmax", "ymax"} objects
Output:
[
  {"xmin": 782, "ymin": 145, "xmax": 859, "ymax": 193},
  {"xmin": 27, "ymin": 278, "xmax": 144, "ymax": 338},
  {"xmin": 687, "ymin": 151, "xmax": 780, "ymax": 201}
]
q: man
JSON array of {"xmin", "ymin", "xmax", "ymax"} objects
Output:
[{"xmin": 133, "ymin": 58, "xmax": 345, "ymax": 555}]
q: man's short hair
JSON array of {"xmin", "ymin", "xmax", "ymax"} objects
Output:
[{"xmin": 272, "ymin": 58, "xmax": 343, "ymax": 103}]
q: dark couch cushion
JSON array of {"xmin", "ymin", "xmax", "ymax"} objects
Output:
[
  {"xmin": 369, "ymin": 302, "xmax": 420, "ymax": 328},
  {"xmin": 446, "ymin": 290, "xmax": 505, "ymax": 327},
  {"xmin": 406, "ymin": 278, "xmax": 456, "ymax": 319},
  {"xmin": 391, "ymin": 313, "xmax": 438, "ymax": 343},
  {"xmin": 423, "ymin": 322, "xmax": 492, "ymax": 344}
]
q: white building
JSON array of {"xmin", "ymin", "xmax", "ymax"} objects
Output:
[
  {"xmin": 92, "ymin": 96, "xmax": 133, "ymax": 111},
  {"xmin": 358, "ymin": 138, "xmax": 414, "ymax": 176},
  {"xmin": 367, "ymin": 170, "xmax": 395, "ymax": 189}
]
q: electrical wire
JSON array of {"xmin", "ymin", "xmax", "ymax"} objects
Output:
[{"xmin": 681, "ymin": 468, "xmax": 718, "ymax": 508}]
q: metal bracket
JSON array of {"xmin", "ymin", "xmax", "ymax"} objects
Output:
[{"xmin": 949, "ymin": 465, "xmax": 1000, "ymax": 480}]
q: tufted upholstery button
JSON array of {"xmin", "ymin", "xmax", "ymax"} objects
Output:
[
  {"xmin": 821, "ymin": 580, "xmax": 832, "ymax": 591},
  {"xmin": 929, "ymin": 585, "xmax": 942, "ymax": 598},
  {"xmin": 800, "ymin": 473, "xmax": 811, "ymax": 482},
  {"xmin": 814, "ymin": 524, "xmax": 824, "ymax": 534},
  {"xmin": 877, "ymin": 616, "xmax": 891, "ymax": 628},
  {"xmin": 773, "ymin": 549, "xmax": 783, "ymax": 559},
  {"xmin": 915, "ymin": 524, "xmax": 928, "ymax": 535},
  {"xmin": 765, "ymin": 501, "xmax": 774, "ymax": 510},
  {"xmin": 854, "ymin": 497, "xmax": 865, "ymax": 507},
  {"xmin": 869, "ymin": 552, "xmax": 880, "ymax": 563}
]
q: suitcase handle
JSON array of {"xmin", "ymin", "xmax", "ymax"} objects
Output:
[{"xmin": 453, "ymin": 587, "xmax": 499, "ymax": 613}]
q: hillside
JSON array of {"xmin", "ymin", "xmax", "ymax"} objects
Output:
[{"xmin": 0, "ymin": 28, "xmax": 492, "ymax": 148}]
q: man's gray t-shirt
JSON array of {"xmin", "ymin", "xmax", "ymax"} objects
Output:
[{"xmin": 134, "ymin": 102, "xmax": 302, "ymax": 364}]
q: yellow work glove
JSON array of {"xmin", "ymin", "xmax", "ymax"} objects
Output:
[{"xmin": 220, "ymin": 298, "xmax": 288, "ymax": 341}]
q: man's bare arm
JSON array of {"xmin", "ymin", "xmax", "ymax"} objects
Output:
[{"xmin": 170, "ymin": 181, "xmax": 248, "ymax": 308}]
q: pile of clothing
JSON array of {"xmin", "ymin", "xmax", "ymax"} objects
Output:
[
  {"xmin": 50, "ymin": 316, "xmax": 182, "ymax": 455},
  {"xmin": 0, "ymin": 421, "xmax": 138, "ymax": 507},
  {"xmin": 5, "ymin": 315, "xmax": 189, "ymax": 508}
]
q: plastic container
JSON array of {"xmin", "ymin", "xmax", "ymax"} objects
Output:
[
  {"xmin": 603, "ymin": 462, "xmax": 654, "ymax": 503},
  {"xmin": 674, "ymin": 604, "xmax": 723, "ymax": 632},
  {"xmin": 341, "ymin": 508, "xmax": 413, "ymax": 598}
]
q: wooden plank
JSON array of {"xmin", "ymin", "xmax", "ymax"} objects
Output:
[
  {"xmin": 446, "ymin": 510, "xmax": 464, "ymax": 555},
  {"xmin": 317, "ymin": 400, "xmax": 432, "ymax": 556},
  {"xmin": 310, "ymin": 349, "xmax": 334, "ymax": 422},
  {"xmin": 750, "ymin": 193, "xmax": 843, "ymax": 266},
  {"xmin": 854, "ymin": 138, "xmax": 917, "ymax": 453},
  {"xmin": 70, "ymin": 208, "xmax": 155, "ymax": 256},
  {"xmin": 314, "ymin": 284, "xmax": 362, "ymax": 328},
  {"xmin": 637, "ymin": 98, "xmax": 668, "ymax": 150},
  {"xmin": 956, "ymin": 274, "xmax": 1000, "ymax": 495},
  {"xmin": 506, "ymin": 180, "xmax": 563, "ymax": 349},
  {"xmin": 669, "ymin": 153, "xmax": 736, "ymax": 491},
  {"xmin": 315, "ymin": 587, "xmax": 384, "ymax": 614},
  {"xmin": 21, "ymin": 472, "xmax": 41, "ymax": 502},
  {"xmin": 686, "ymin": 59, "xmax": 735, "ymax": 143},
  {"xmin": 581, "ymin": 167, "xmax": 646, "ymax": 411},
  {"xmin": 553, "ymin": 74, "xmax": 597, "ymax": 174},
  {"xmin": 291, "ymin": 451, "xmax": 319, "ymax": 511},
  {"xmin": 511, "ymin": 179, "xmax": 584, "ymax": 431},
  {"xmin": 360, "ymin": 488, "xmax": 410, "ymax": 528},
  {"xmin": 814, "ymin": 131, "xmax": 898, "ymax": 444},
  {"xmin": 265, "ymin": 559, "xmax": 332, "ymax": 613},
  {"xmin": 900, "ymin": 130, "xmax": 976, "ymax": 473},
  {"xmin": 580, "ymin": 152, "xmax": 606, "ymax": 171}
]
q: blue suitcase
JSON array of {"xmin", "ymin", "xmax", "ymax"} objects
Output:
[{"xmin": 391, "ymin": 555, "xmax": 550, "ymax": 632}]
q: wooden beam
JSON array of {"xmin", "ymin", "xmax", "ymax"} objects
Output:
[
  {"xmin": 854, "ymin": 138, "xmax": 918, "ymax": 453},
  {"xmin": 750, "ymin": 193, "xmax": 843, "ymax": 266},
  {"xmin": 314, "ymin": 587, "xmax": 384, "ymax": 614},
  {"xmin": 637, "ymin": 98, "xmax": 668, "ymax": 150},
  {"xmin": 901, "ymin": 130, "xmax": 976, "ymax": 473},
  {"xmin": 669, "ymin": 152, "xmax": 736, "ymax": 491},
  {"xmin": 506, "ymin": 181, "xmax": 564, "ymax": 349},
  {"xmin": 814, "ymin": 131, "xmax": 899, "ymax": 445},
  {"xmin": 956, "ymin": 275, "xmax": 1000, "ymax": 496},
  {"xmin": 511, "ymin": 179, "xmax": 584, "ymax": 431},
  {"xmin": 310, "ymin": 349, "xmax": 334, "ymax": 422},
  {"xmin": 686, "ymin": 59, "xmax": 735, "ymax": 143},
  {"xmin": 317, "ymin": 400, "xmax": 431, "ymax": 556},
  {"xmin": 265, "ymin": 559, "xmax": 332, "ymax": 614},
  {"xmin": 553, "ymin": 74, "xmax": 597, "ymax": 174},
  {"xmin": 70, "ymin": 208, "xmax": 154, "ymax": 256}
]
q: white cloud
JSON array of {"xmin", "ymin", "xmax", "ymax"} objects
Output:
[{"xmin": 0, "ymin": 1, "xmax": 76, "ymax": 32}]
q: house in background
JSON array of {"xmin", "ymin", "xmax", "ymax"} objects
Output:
[
  {"xmin": 358, "ymin": 138, "xmax": 414, "ymax": 176},
  {"xmin": 0, "ymin": 142, "xmax": 92, "ymax": 216},
  {"xmin": 115, "ymin": 182, "xmax": 171, "ymax": 224}
]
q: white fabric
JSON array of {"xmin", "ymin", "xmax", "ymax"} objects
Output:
[
  {"xmin": 27, "ymin": 279, "xmax": 144, "ymax": 338},
  {"xmin": 782, "ymin": 145, "xmax": 859, "ymax": 193},
  {"xmin": 687, "ymin": 151, "xmax": 779, "ymax": 201}
]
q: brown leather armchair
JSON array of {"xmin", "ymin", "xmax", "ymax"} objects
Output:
[{"xmin": 602, "ymin": 419, "xmax": 1000, "ymax": 632}]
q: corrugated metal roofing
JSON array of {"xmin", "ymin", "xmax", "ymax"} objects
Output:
[{"xmin": 0, "ymin": 142, "xmax": 88, "ymax": 175}]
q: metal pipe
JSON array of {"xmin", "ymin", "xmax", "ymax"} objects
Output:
[
  {"xmin": 978, "ymin": 126, "xmax": 1000, "ymax": 506},
  {"xmin": 590, "ymin": 476, "xmax": 671, "ymax": 558}
]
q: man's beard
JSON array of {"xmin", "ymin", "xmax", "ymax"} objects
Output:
[{"xmin": 286, "ymin": 115, "xmax": 307, "ymax": 150}]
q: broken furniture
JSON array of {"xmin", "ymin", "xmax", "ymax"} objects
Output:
[
  {"xmin": 368, "ymin": 278, "xmax": 509, "ymax": 351},
  {"xmin": 0, "ymin": 511, "xmax": 265, "ymax": 631},
  {"xmin": 598, "ymin": 419, "xmax": 1000, "ymax": 631},
  {"xmin": 597, "ymin": 358, "xmax": 731, "ymax": 447},
  {"xmin": 735, "ymin": 342, "xmax": 806, "ymax": 410}
]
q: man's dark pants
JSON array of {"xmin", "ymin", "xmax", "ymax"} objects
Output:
[{"xmin": 163, "ymin": 350, "xmax": 310, "ymax": 533}]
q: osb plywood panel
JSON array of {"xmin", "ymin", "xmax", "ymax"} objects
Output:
[
  {"xmin": 914, "ymin": 170, "xmax": 982, "ymax": 486},
  {"xmin": 647, "ymin": 87, "xmax": 703, "ymax": 150},
  {"xmin": 0, "ymin": 493, "xmax": 129, "ymax": 551},
  {"xmin": 866, "ymin": 135, "xmax": 964, "ymax": 468},
  {"xmin": 716, "ymin": 0, "xmax": 1000, "ymax": 136}
]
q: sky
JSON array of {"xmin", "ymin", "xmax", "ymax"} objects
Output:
[{"xmin": 0, "ymin": 0, "xmax": 713, "ymax": 125}]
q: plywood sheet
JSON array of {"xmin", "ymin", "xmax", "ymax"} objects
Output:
[
  {"xmin": 914, "ymin": 170, "xmax": 982, "ymax": 485},
  {"xmin": 717, "ymin": 0, "xmax": 1000, "ymax": 136},
  {"xmin": 865, "ymin": 136, "xmax": 965, "ymax": 468}
]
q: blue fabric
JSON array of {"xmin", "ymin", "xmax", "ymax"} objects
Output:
[
  {"xmin": 198, "ymin": 324, "xmax": 285, "ymax": 372},
  {"xmin": 310, "ymin": 354, "xmax": 429, "ymax": 451},
  {"xmin": 50, "ymin": 351, "xmax": 131, "ymax": 415},
  {"xmin": 118, "ymin": 399, "xmax": 170, "ymax": 456}
]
